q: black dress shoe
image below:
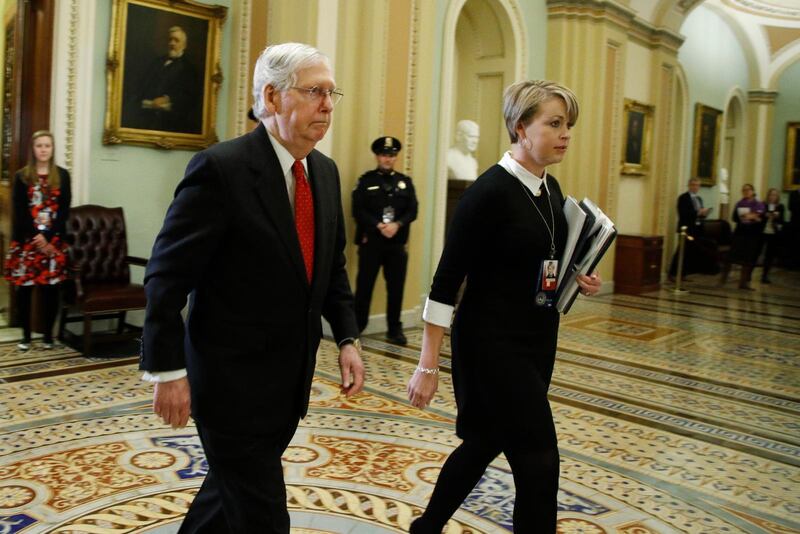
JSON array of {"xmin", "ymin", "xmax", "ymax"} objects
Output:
[{"xmin": 386, "ymin": 330, "xmax": 407, "ymax": 345}]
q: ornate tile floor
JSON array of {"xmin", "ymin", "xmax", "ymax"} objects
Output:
[{"xmin": 0, "ymin": 270, "xmax": 798, "ymax": 533}]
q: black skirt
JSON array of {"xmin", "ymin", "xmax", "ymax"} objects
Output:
[{"xmin": 450, "ymin": 304, "xmax": 560, "ymax": 449}]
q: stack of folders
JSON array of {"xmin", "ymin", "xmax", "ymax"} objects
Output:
[{"xmin": 555, "ymin": 196, "xmax": 617, "ymax": 314}]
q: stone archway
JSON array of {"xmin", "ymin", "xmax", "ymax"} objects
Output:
[
  {"xmin": 432, "ymin": 0, "xmax": 527, "ymax": 263},
  {"xmin": 722, "ymin": 90, "xmax": 746, "ymax": 219}
]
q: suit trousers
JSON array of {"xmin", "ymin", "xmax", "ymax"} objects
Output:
[
  {"xmin": 178, "ymin": 418, "xmax": 300, "ymax": 533},
  {"xmin": 354, "ymin": 240, "xmax": 408, "ymax": 332}
]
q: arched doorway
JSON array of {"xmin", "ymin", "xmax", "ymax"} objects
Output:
[
  {"xmin": 453, "ymin": 0, "xmax": 515, "ymax": 173},
  {"xmin": 433, "ymin": 0, "xmax": 526, "ymax": 265},
  {"xmin": 722, "ymin": 90, "xmax": 746, "ymax": 220}
]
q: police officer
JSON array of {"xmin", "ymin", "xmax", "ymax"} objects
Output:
[{"xmin": 352, "ymin": 136, "xmax": 418, "ymax": 345}]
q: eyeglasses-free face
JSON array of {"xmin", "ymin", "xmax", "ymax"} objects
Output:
[{"xmin": 289, "ymin": 86, "xmax": 344, "ymax": 106}]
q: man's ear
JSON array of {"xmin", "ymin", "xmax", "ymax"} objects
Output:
[{"xmin": 264, "ymin": 85, "xmax": 279, "ymax": 113}]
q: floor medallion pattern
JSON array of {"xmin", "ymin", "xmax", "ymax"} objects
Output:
[{"xmin": 0, "ymin": 271, "xmax": 797, "ymax": 532}]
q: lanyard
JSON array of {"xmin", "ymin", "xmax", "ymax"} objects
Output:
[{"xmin": 517, "ymin": 177, "xmax": 556, "ymax": 259}]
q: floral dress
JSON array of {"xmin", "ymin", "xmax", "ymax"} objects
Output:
[{"xmin": 4, "ymin": 173, "xmax": 70, "ymax": 286}]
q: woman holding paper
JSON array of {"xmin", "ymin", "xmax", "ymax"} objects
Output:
[
  {"xmin": 728, "ymin": 183, "xmax": 765, "ymax": 289},
  {"xmin": 407, "ymin": 80, "xmax": 601, "ymax": 533}
]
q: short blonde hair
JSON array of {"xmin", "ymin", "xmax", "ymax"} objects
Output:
[{"xmin": 503, "ymin": 80, "xmax": 579, "ymax": 143}]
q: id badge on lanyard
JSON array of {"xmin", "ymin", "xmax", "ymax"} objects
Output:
[{"xmin": 535, "ymin": 259, "xmax": 559, "ymax": 307}]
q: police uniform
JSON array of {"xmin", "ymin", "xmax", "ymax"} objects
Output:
[{"xmin": 352, "ymin": 137, "xmax": 418, "ymax": 343}]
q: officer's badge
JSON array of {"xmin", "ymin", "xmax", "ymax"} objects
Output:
[{"xmin": 398, "ymin": 180, "xmax": 407, "ymax": 190}]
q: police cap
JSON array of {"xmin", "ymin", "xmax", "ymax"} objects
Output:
[{"xmin": 371, "ymin": 136, "xmax": 402, "ymax": 155}]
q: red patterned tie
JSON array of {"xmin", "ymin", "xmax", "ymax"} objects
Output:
[{"xmin": 293, "ymin": 160, "xmax": 315, "ymax": 283}]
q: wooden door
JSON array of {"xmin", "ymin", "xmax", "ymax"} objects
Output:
[{"xmin": 1, "ymin": 0, "xmax": 54, "ymax": 328}]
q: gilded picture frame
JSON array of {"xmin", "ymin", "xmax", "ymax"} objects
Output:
[
  {"xmin": 620, "ymin": 99, "xmax": 654, "ymax": 175},
  {"xmin": 784, "ymin": 122, "xmax": 800, "ymax": 191},
  {"xmin": 104, "ymin": 0, "xmax": 227, "ymax": 150},
  {"xmin": 691, "ymin": 103, "xmax": 722, "ymax": 186}
]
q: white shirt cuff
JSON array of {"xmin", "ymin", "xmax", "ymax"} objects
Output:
[
  {"xmin": 422, "ymin": 298, "xmax": 454, "ymax": 328},
  {"xmin": 142, "ymin": 369, "xmax": 188, "ymax": 383}
]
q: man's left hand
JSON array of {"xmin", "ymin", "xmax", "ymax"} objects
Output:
[
  {"xmin": 577, "ymin": 271, "xmax": 602, "ymax": 296},
  {"xmin": 338, "ymin": 344, "xmax": 365, "ymax": 397}
]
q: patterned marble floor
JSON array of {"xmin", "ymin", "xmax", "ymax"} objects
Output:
[{"xmin": 0, "ymin": 269, "xmax": 798, "ymax": 533}]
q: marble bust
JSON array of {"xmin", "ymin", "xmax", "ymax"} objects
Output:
[{"xmin": 447, "ymin": 120, "xmax": 480, "ymax": 181}]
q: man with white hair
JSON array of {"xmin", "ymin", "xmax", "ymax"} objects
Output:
[
  {"xmin": 140, "ymin": 42, "xmax": 364, "ymax": 532},
  {"xmin": 124, "ymin": 25, "xmax": 200, "ymax": 132}
]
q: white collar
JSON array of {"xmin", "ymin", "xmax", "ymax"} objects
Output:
[
  {"xmin": 266, "ymin": 128, "xmax": 308, "ymax": 177},
  {"xmin": 498, "ymin": 152, "xmax": 550, "ymax": 196}
]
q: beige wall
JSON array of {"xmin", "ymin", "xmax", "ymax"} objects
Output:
[
  {"xmin": 546, "ymin": 2, "xmax": 686, "ymax": 282},
  {"xmin": 258, "ymin": 0, "xmax": 433, "ymax": 329}
]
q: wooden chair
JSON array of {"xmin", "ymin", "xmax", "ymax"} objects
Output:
[{"xmin": 59, "ymin": 205, "xmax": 147, "ymax": 356}]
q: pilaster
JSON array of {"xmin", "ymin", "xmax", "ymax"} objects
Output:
[
  {"xmin": 547, "ymin": 0, "xmax": 685, "ymax": 280},
  {"xmin": 746, "ymin": 89, "xmax": 778, "ymax": 195}
]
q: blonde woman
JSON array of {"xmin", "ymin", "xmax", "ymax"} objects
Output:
[
  {"xmin": 407, "ymin": 81, "xmax": 601, "ymax": 532},
  {"xmin": 4, "ymin": 131, "xmax": 71, "ymax": 350}
]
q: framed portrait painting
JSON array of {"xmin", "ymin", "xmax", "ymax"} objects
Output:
[
  {"xmin": 691, "ymin": 103, "xmax": 722, "ymax": 186},
  {"xmin": 784, "ymin": 122, "xmax": 800, "ymax": 191},
  {"xmin": 620, "ymin": 99, "xmax": 654, "ymax": 175},
  {"xmin": 104, "ymin": 0, "xmax": 227, "ymax": 150}
]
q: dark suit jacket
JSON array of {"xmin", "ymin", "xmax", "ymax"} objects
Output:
[
  {"xmin": 140, "ymin": 123, "xmax": 358, "ymax": 434},
  {"xmin": 677, "ymin": 191, "xmax": 704, "ymax": 234}
]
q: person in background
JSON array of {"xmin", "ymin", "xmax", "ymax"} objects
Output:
[
  {"xmin": 668, "ymin": 177, "xmax": 713, "ymax": 279},
  {"xmin": 725, "ymin": 183, "xmax": 765, "ymax": 290},
  {"xmin": 406, "ymin": 80, "xmax": 602, "ymax": 532},
  {"xmin": 760, "ymin": 187, "xmax": 784, "ymax": 284},
  {"xmin": 4, "ymin": 130, "xmax": 71, "ymax": 351},
  {"xmin": 352, "ymin": 136, "xmax": 418, "ymax": 345}
]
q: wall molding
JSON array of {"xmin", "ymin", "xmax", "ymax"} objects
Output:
[
  {"xmin": 603, "ymin": 41, "xmax": 622, "ymax": 216},
  {"xmin": 403, "ymin": 0, "xmax": 419, "ymax": 174},
  {"xmin": 231, "ymin": 0, "xmax": 251, "ymax": 138},
  {"xmin": 547, "ymin": 0, "xmax": 685, "ymax": 53},
  {"xmin": 747, "ymin": 89, "xmax": 778, "ymax": 103},
  {"xmin": 51, "ymin": 0, "xmax": 94, "ymax": 205}
]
